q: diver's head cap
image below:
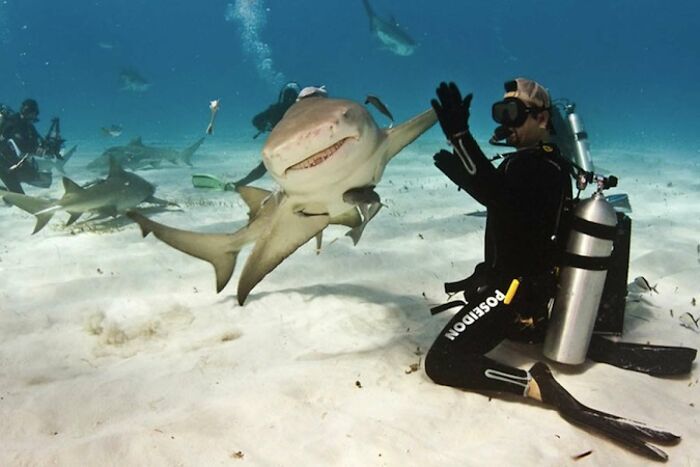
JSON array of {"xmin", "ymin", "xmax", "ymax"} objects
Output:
[
  {"xmin": 279, "ymin": 81, "xmax": 301, "ymax": 103},
  {"xmin": 20, "ymin": 98, "xmax": 39, "ymax": 121},
  {"xmin": 297, "ymin": 85, "xmax": 328, "ymax": 101},
  {"xmin": 503, "ymin": 78, "xmax": 550, "ymax": 109}
]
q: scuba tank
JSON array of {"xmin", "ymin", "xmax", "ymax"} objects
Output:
[
  {"xmin": 565, "ymin": 103, "xmax": 595, "ymax": 175},
  {"xmin": 544, "ymin": 182, "xmax": 619, "ymax": 365}
]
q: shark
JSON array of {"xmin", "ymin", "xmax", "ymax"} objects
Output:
[
  {"xmin": 119, "ymin": 69, "xmax": 151, "ymax": 92},
  {"xmin": 34, "ymin": 144, "xmax": 78, "ymax": 174},
  {"xmin": 361, "ymin": 0, "xmax": 417, "ymax": 56},
  {"xmin": 128, "ymin": 95, "xmax": 437, "ymax": 305},
  {"xmin": 87, "ymin": 137, "xmax": 205, "ymax": 172},
  {"xmin": 1, "ymin": 159, "xmax": 169, "ymax": 234}
]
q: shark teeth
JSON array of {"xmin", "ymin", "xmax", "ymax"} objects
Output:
[{"xmin": 287, "ymin": 137, "xmax": 351, "ymax": 172}]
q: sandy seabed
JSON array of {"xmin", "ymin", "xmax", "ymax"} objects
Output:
[{"xmin": 1, "ymin": 135, "xmax": 698, "ymax": 466}]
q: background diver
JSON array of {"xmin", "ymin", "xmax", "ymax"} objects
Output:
[
  {"xmin": 425, "ymin": 79, "xmax": 696, "ymax": 461},
  {"xmin": 226, "ymin": 81, "xmax": 303, "ymax": 189},
  {"xmin": 0, "ymin": 98, "xmax": 64, "ymax": 194}
]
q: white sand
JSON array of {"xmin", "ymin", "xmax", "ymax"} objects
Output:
[{"xmin": 1, "ymin": 136, "xmax": 698, "ymax": 466}]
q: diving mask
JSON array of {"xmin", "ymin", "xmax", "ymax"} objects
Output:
[{"xmin": 491, "ymin": 97, "xmax": 547, "ymax": 128}]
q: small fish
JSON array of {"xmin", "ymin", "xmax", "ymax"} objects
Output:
[
  {"xmin": 101, "ymin": 124, "xmax": 123, "ymax": 137},
  {"xmin": 679, "ymin": 312, "xmax": 699, "ymax": 332},
  {"xmin": 206, "ymin": 99, "xmax": 220, "ymax": 135},
  {"xmin": 297, "ymin": 85, "xmax": 327, "ymax": 100},
  {"xmin": 365, "ymin": 95, "xmax": 394, "ymax": 125},
  {"xmin": 633, "ymin": 276, "xmax": 658, "ymax": 294}
]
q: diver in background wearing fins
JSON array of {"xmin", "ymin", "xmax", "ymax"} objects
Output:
[{"xmin": 425, "ymin": 79, "xmax": 696, "ymax": 461}]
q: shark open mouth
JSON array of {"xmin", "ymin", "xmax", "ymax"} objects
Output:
[{"xmin": 286, "ymin": 137, "xmax": 353, "ymax": 173}]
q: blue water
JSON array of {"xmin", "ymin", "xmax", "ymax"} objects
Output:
[{"xmin": 1, "ymin": 0, "xmax": 698, "ymax": 154}]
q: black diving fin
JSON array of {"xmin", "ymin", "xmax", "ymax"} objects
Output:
[
  {"xmin": 587, "ymin": 335, "xmax": 697, "ymax": 377},
  {"xmin": 530, "ymin": 362, "xmax": 681, "ymax": 462}
]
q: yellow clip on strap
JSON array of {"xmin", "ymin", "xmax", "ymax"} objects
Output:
[{"xmin": 504, "ymin": 279, "xmax": 520, "ymax": 305}]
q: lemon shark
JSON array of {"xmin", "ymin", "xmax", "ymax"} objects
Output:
[
  {"xmin": 87, "ymin": 137, "xmax": 205, "ymax": 172},
  {"xmin": 1, "ymin": 159, "xmax": 169, "ymax": 234},
  {"xmin": 128, "ymin": 96, "xmax": 437, "ymax": 305}
]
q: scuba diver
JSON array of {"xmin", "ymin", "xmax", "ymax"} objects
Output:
[
  {"xmin": 425, "ymin": 79, "xmax": 696, "ymax": 461},
  {"xmin": 252, "ymin": 81, "xmax": 302, "ymax": 139},
  {"xmin": 0, "ymin": 98, "xmax": 62, "ymax": 193},
  {"xmin": 224, "ymin": 82, "xmax": 302, "ymax": 189}
]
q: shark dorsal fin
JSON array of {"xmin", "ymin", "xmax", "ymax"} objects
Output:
[
  {"xmin": 384, "ymin": 108, "xmax": 437, "ymax": 161},
  {"xmin": 129, "ymin": 137, "xmax": 143, "ymax": 146},
  {"xmin": 237, "ymin": 186, "xmax": 273, "ymax": 219},
  {"xmin": 62, "ymin": 177, "xmax": 83, "ymax": 194},
  {"xmin": 108, "ymin": 156, "xmax": 126, "ymax": 178}
]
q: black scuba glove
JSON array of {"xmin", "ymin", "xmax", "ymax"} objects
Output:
[
  {"xmin": 529, "ymin": 362, "xmax": 680, "ymax": 462},
  {"xmin": 431, "ymin": 82, "xmax": 473, "ymax": 140}
]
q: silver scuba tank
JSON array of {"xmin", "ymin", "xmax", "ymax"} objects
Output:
[
  {"xmin": 543, "ymin": 190, "xmax": 618, "ymax": 365},
  {"xmin": 565, "ymin": 104, "xmax": 595, "ymax": 175}
]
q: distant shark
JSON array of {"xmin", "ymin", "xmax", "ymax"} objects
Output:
[
  {"xmin": 87, "ymin": 137, "xmax": 205, "ymax": 172},
  {"xmin": 119, "ymin": 69, "xmax": 151, "ymax": 92},
  {"xmin": 1, "ymin": 159, "xmax": 169, "ymax": 234},
  {"xmin": 361, "ymin": 0, "xmax": 417, "ymax": 56},
  {"xmin": 128, "ymin": 95, "xmax": 436, "ymax": 305}
]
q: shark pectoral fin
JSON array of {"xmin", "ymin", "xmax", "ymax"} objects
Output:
[
  {"xmin": 237, "ymin": 203, "xmax": 330, "ymax": 305},
  {"xmin": 236, "ymin": 186, "xmax": 273, "ymax": 219},
  {"xmin": 66, "ymin": 212, "xmax": 82, "ymax": 226},
  {"xmin": 0, "ymin": 191, "xmax": 57, "ymax": 234},
  {"xmin": 329, "ymin": 207, "xmax": 363, "ymax": 228},
  {"xmin": 384, "ymin": 108, "xmax": 437, "ymax": 161},
  {"xmin": 127, "ymin": 211, "xmax": 242, "ymax": 293}
]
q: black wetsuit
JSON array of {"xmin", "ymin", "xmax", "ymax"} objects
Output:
[
  {"xmin": 425, "ymin": 130, "xmax": 573, "ymax": 396},
  {"xmin": 237, "ymin": 94, "xmax": 298, "ymax": 188},
  {"xmin": 0, "ymin": 113, "xmax": 42, "ymax": 193}
]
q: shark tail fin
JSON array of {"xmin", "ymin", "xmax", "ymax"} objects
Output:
[
  {"xmin": 385, "ymin": 108, "xmax": 437, "ymax": 161},
  {"xmin": 181, "ymin": 137, "xmax": 206, "ymax": 166},
  {"xmin": 57, "ymin": 145, "xmax": 78, "ymax": 173},
  {"xmin": 0, "ymin": 191, "xmax": 56, "ymax": 234},
  {"xmin": 127, "ymin": 211, "xmax": 243, "ymax": 293},
  {"xmin": 362, "ymin": 0, "xmax": 375, "ymax": 27}
]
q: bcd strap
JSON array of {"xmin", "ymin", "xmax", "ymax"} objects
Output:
[
  {"xmin": 571, "ymin": 216, "xmax": 617, "ymax": 241},
  {"xmin": 562, "ymin": 252, "xmax": 612, "ymax": 271},
  {"xmin": 444, "ymin": 277, "xmax": 475, "ymax": 294},
  {"xmin": 430, "ymin": 300, "xmax": 466, "ymax": 316}
]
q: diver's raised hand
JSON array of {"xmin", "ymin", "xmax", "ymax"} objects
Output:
[
  {"xmin": 431, "ymin": 82, "xmax": 473, "ymax": 140},
  {"xmin": 528, "ymin": 362, "xmax": 680, "ymax": 462}
]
